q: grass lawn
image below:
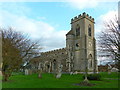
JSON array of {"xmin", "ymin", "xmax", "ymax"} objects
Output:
[
  {"xmin": 0, "ymin": 75, "xmax": 2, "ymax": 89},
  {"xmin": 2, "ymin": 72, "xmax": 119, "ymax": 88}
]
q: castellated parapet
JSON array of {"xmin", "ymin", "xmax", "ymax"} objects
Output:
[
  {"xmin": 41, "ymin": 48, "xmax": 66, "ymax": 55},
  {"xmin": 71, "ymin": 12, "xmax": 94, "ymax": 24}
]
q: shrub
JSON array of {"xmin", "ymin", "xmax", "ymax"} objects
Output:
[{"xmin": 83, "ymin": 74, "xmax": 101, "ymax": 80}]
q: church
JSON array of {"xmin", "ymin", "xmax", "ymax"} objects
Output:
[{"xmin": 30, "ymin": 12, "xmax": 98, "ymax": 73}]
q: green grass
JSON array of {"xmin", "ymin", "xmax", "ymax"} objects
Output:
[
  {"xmin": 0, "ymin": 75, "xmax": 2, "ymax": 89},
  {"xmin": 2, "ymin": 72, "xmax": 119, "ymax": 88}
]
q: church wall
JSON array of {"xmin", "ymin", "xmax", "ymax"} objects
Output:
[
  {"xmin": 33, "ymin": 48, "xmax": 68, "ymax": 73},
  {"xmin": 66, "ymin": 34, "xmax": 75, "ymax": 72}
]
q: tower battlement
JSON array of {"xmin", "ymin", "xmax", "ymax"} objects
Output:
[{"xmin": 71, "ymin": 12, "xmax": 94, "ymax": 24}]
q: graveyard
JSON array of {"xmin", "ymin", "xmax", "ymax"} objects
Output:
[
  {"xmin": 2, "ymin": 72, "xmax": 119, "ymax": 88},
  {"xmin": 1, "ymin": 1, "xmax": 120, "ymax": 89}
]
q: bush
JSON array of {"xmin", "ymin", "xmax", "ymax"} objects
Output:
[{"xmin": 83, "ymin": 74, "xmax": 101, "ymax": 80}]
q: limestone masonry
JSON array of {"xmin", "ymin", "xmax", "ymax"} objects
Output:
[{"xmin": 30, "ymin": 12, "xmax": 98, "ymax": 73}]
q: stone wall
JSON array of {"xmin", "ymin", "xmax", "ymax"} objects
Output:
[{"xmin": 30, "ymin": 48, "xmax": 68, "ymax": 73}]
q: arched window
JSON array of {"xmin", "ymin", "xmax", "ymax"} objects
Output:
[
  {"xmin": 76, "ymin": 25, "xmax": 80, "ymax": 36},
  {"xmin": 47, "ymin": 65, "xmax": 50, "ymax": 69},
  {"xmin": 88, "ymin": 54, "xmax": 92, "ymax": 68},
  {"xmin": 53, "ymin": 59, "xmax": 56, "ymax": 71},
  {"xmin": 88, "ymin": 24, "xmax": 92, "ymax": 36}
]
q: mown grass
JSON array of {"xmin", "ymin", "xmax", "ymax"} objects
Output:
[
  {"xmin": 0, "ymin": 75, "xmax": 2, "ymax": 89},
  {"xmin": 2, "ymin": 72, "xmax": 119, "ymax": 88}
]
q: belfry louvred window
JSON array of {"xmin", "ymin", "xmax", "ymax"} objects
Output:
[
  {"xmin": 88, "ymin": 24, "xmax": 92, "ymax": 36},
  {"xmin": 76, "ymin": 25, "xmax": 80, "ymax": 36}
]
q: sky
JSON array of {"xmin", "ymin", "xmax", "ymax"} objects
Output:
[{"xmin": 0, "ymin": 0, "xmax": 119, "ymax": 64}]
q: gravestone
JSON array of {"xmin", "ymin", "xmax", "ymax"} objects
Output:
[
  {"xmin": 25, "ymin": 69, "xmax": 28, "ymax": 75},
  {"xmin": 111, "ymin": 67, "xmax": 119, "ymax": 72},
  {"xmin": 38, "ymin": 69, "xmax": 42, "ymax": 78},
  {"xmin": 70, "ymin": 72, "xmax": 73, "ymax": 75},
  {"xmin": 108, "ymin": 64, "xmax": 112, "ymax": 74},
  {"xmin": 56, "ymin": 64, "xmax": 63, "ymax": 78},
  {"xmin": 56, "ymin": 73, "xmax": 61, "ymax": 78},
  {"xmin": 74, "ymin": 71, "xmax": 78, "ymax": 74}
]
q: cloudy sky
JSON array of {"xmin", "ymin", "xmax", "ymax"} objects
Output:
[{"xmin": 0, "ymin": 0, "xmax": 119, "ymax": 55}]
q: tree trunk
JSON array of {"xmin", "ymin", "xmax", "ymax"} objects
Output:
[
  {"xmin": 2, "ymin": 72, "xmax": 9, "ymax": 81},
  {"xmin": 2, "ymin": 71, "xmax": 11, "ymax": 82}
]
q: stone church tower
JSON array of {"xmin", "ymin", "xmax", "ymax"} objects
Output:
[{"xmin": 66, "ymin": 12, "xmax": 97, "ymax": 72}]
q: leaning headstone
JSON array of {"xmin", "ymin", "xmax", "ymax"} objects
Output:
[
  {"xmin": 74, "ymin": 71, "xmax": 78, "ymax": 74},
  {"xmin": 25, "ymin": 69, "xmax": 28, "ymax": 75}
]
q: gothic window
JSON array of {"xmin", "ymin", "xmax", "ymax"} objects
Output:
[
  {"xmin": 53, "ymin": 59, "xmax": 56, "ymax": 70},
  {"xmin": 88, "ymin": 54, "xmax": 92, "ymax": 68},
  {"xmin": 76, "ymin": 25, "xmax": 80, "ymax": 36},
  {"xmin": 88, "ymin": 24, "xmax": 92, "ymax": 36}
]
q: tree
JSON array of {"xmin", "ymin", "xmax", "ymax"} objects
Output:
[
  {"xmin": 1, "ymin": 27, "xmax": 41, "ymax": 81},
  {"xmin": 98, "ymin": 16, "xmax": 120, "ymax": 71},
  {"xmin": 2, "ymin": 38, "xmax": 22, "ymax": 81}
]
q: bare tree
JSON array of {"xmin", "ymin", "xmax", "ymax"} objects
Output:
[
  {"xmin": 98, "ymin": 16, "xmax": 120, "ymax": 71},
  {"xmin": 1, "ymin": 27, "xmax": 41, "ymax": 81}
]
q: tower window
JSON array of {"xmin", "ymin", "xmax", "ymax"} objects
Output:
[
  {"xmin": 76, "ymin": 25, "xmax": 80, "ymax": 36},
  {"xmin": 88, "ymin": 24, "xmax": 92, "ymax": 36},
  {"xmin": 76, "ymin": 43, "xmax": 79, "ymax": 47}
]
